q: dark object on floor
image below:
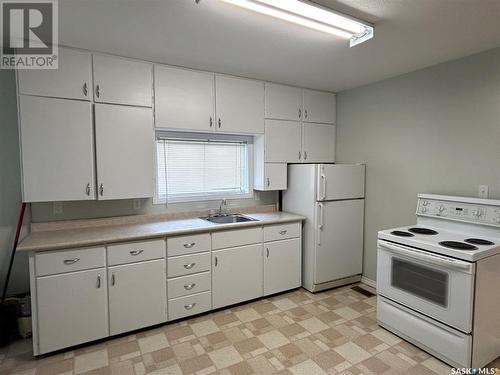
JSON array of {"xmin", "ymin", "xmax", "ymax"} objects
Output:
[
  {"xmin": 351, "ymin": 285, "xmax": 376, "ymax": 297},
  {"xmin": 0, "ymin": 202, "xmax": 27, "ymax": 347}
]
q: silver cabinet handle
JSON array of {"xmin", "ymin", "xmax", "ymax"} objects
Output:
[
  {"xmin": 266, "ymin": 248, "xmax": 269, "ymax": 258},
  {"xmin": 184, "ymin": 283, "xmax": 196, "ymax": 290},
  {"xmin": 218, "ymin": 118, "xmax": 221, "ymax": 128},
  {"xmin": 318, "ymin": 203, "xmax": 324, "ymax": 246},
  {"xmin": 304, "ymin": 151, "xmax": 307, "ymax": 160},
  {"xmin": 214, "ymin": 256, "xmax": 218, "ymax": 267},
  {"xmin": 279, "ymin": 230, "xmax": 287, "ymax": 235},
  {"xmin": 99, "ymin": 183, "xmax": 104, "ymax": 196},
  {"xmin": 184, "ymin": 263, "xmax": 196, "ymax": 269},
  {"xmin": 83, "ymin": 82, "xmax": 88, "ymax": 97},
  {"xmin": 184, "ymin": 303, "xmax": 196, "ymax": 310},
  {"xmin": 266, "ymin": 178, "xmax": 270, "ymax": 187},
  {"xmin": 298, "ymin": 151, "xmax": 301, "ymax": 161},
  {"xmin": 183, "ymin": 243, "xmax": 196, "ymax": 249},
  {"xmin": 320, "ymin": 173, "xmax": 327, "ymax": 200},
  {"xmin": 63, "ymin": 258, "xmax": 80, "ymax": 265},
  {"xmin": 97, "ymin": 274, "xmax": 101, "ymax": 288},
  {"xmin": 130, "ymin": 250, "xmax": 144, "ymax": 256},
  {"xmin": 298, "ymin": 108, "xmax": 302, "ymax": 119},
  {"xmin": 85, "ymin": 183, "xmax": 91, "ymax": 196},
  {"xmin": 95, "ymin": 84, "xmax": 100, "ymax": 98},
  {"xmin": 305, "ymin": 109, "xmax": 308, "ymax": 119},
  {"xmin": 210, "ymin": 117, "xmax": 213, "ymax": 127},
  {"xmin": 111, "ymin": 273, "xmax": 116, "ymax": 286}
]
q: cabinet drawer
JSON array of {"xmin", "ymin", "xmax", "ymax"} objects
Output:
[
  {"xmin": 35, "ymin": 247, "xmax": 106, "ymax": 276},
  {"xmin": 264, "ymin": 222, "xmax": 301, "ymax": 242},
  {"xmin": 168, "ymin": 272, "xmax": 211, "ymax": 299},
  {"xmin": 212, "ymin": 227, "xmax": 262, "ymax": 250},
  {"xmin": 107, "ymin": 239, "xmax": 165, "ymax": 266},
  {"xmin": 167, "ymin": 233, "xmax": 211, "ymax": 257},
  {"xmin": 167, "ymin": 253, "xmax": 211, "ymax": 278},
  {"xmin": 168, "ymin": 291, "xmax": 211, "ymax": 321}
]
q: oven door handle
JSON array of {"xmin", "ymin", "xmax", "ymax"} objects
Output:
[{"xmin": 379, "ymin": 241, "xmax": 473, "ymax": 272}]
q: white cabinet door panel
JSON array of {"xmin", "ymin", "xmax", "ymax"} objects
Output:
[
  {"xmin": 215, "ymin": 75, "xmax": 264, "ymax": 134},
  {"xmin": 19, "ymin": 96, "xmax": 95, "ymax": 202},
  {"xmin": 95, "ymin": 104, "xmax": 154, "ymax": 200},
  {"xmin": 302, "ymin": 123, "xmax": 336, "ymax": 163},
  {"xmin": 315, "ymin": 200, "xmax": 364, "ymax": 284},
  {"xmin": 17, "ymin": 47, "xmax": 92, "ymax": 100},
  {"xmin": 93, "ymin": 54, "xmax": 153, "ymax": 107},
  {"xmin": 303, "ymin": 89, "xmax": 336, "ymax": 124},
  {"xmin": 265, "ymin": 120, "xmax": 301, "ymax": 163},
  {"xmin": 108, "ymin": 260, "xmax": 167, "ymax": 335},
  {"xmin": 265, "ymin": 163, "xmax": 287, "ymax": 190},
  {"xmin": 265, "ymin": 83, "xmax": 302, "ymax": 121},
  {"xmin": 155, "ymin": 65, "xmax": 214, "ymax": 131},
  {"xmin": 36, "ymin": 268, "xmax": 108, "ymax": 354},
  {"xmin": 264, "ymin": 238, "xmax": 301, "ymax": 295},
  {"xmin": 212, "ymin": 244, "xmax": 263, "ymax": 309}
]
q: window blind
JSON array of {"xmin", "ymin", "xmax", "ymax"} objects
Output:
[{"xmin": 155, "ymin": 137, "xmax": 250, "ymax": 203}]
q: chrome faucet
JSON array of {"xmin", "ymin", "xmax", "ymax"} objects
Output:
[{"xmin": 218, "ymin": 199, "xmax": 228, "ymax": 216}]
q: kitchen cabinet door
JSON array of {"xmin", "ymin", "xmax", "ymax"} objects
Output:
[
  {"xmin": 264, "ymin": 238, "xmax": 301, "ymax": 295},
  {"xmin": 265, "ymin": 83, "xmax": 302, "ymax": 121},
  {"xmin": 19, "ymin": 96, "xmax": 95, "ymax": 202},
  {"xmin": 254, "ymin": 163, "xmax": 287, "ymax": 191},
  {"xmin": 212, "ymin": 244, "xmax": 263, "ymax": 309},
  {"xmin": 36, "ymin": 268, "xmax": 108, "ymax": 354},
  {"xmin": 302, "ymin": 123, "xmax": 336, "ymax": 163},
  {"xmin": 155, "ymin": 65, "xmax": 214, "ymax": 131},
  {"xmin": 215, "ymin": 75, "xmax": 264, "ymax": 134},
  {"xmin": 303, "ymin": 89, "xmax": 336, "ymax": 124},
  {"xmin": 17, "ymin": 47, "xmax": 92, "ymax": 100},
  {"xmin": 95, "ymin": 104, "xmax": 154, "ymax": 200},
  {"xmin": 93, "ymin": 54, "xmax": 153, "ymax": 107},
  {"xmin": 108, "ymin": 260, "xmax": 167, "ymax": 335},
  {"xmin": 265, "ymin": 120, "xmax": 301, "ymax": 163}
]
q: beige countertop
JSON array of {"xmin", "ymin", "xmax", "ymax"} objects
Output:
[{"xmin": 17, "ymin": 212, "xmax": 305, "ymax": 252}]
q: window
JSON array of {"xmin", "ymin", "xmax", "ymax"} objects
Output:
[{"xmin": 155, "ymin": 132, "xmax": 252, "ymax": 203}]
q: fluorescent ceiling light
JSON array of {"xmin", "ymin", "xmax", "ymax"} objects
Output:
[{"xmin": 217, "ymin": 0, "xmax": 374, "ymax": 47}]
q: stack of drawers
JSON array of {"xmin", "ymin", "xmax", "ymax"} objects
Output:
[{"xmin": 166, "ymin": 233, "xmax": 212, "ymax": 320}]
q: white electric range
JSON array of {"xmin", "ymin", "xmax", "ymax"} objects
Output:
[{"xmin": 377, "ymin": 194, "xmax": 500, "ymax": 369}]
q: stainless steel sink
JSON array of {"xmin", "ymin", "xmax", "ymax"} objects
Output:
[{"xmin": 202, "ymin": 214, "xmax": 258, "ymax": 224}]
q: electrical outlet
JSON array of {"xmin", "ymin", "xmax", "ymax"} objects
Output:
[
  {"xmin": 53, "ymin": 201, "xmax": 63, "ymax": 214},
  {"xmin": 478, "ymin": 185, "xmax": 489, "ymax": 199},
  {"xmin": 133, "ymin": 199, "xmax": 141, "ymax": 210}
]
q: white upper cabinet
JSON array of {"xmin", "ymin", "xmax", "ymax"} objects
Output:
[
  {"xmin": 302, "ymin": 89, "xmax": 336, "ymax": 124},
  {"xmin": 94, "ymin": 104, "xmax": 154, "ymax": 200},
  {"xmin": 93, "ymin": 54, "xmax": 153, "ymax": 107},
  {"xmin": 19, "ymin": 96, "xmax": 95, "ymax": 202},
  {"xmin": 265, "ymin": 83, "xmax": 302, "ymax": 121},
  {"xmin": 17, "ymin": 48, "xmax": 92, "ymax": 101},
  {"xmin": 264, "ymin": 120, "xmax": 302, "ymax": 163},
  {"xmin": 155, "ymin": 65, "xmax": 215, "ymax": 131},
  {"xmin": 215, "ymin": 75, "xmax": 264, "ymax": 134},
  {"xmin": 302, "ymin": 123, "xmax": 336, "ymax": 163}
]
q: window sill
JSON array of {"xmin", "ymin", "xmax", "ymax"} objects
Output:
[{"xmin": 153, "ymin": 192, "xmax": 255, "ymax": 205}]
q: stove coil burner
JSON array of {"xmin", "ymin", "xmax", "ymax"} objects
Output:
[
  {"xmin": 465, "ymin": 238, "xmax": 494, "ymax": 246},
  {"xmin": 390, "ymin": 231, "xmax": 414, "ymax": 237},
  {"xmin": 408, "ymin": 227, "xmax": 438, "ymax": 235},
  {"xmin": 439, "ymin": 241, "xmax": 478, "ymax": 250}
]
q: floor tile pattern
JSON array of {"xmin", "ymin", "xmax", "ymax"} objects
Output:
[{"xmin": 1, "ymin": 284, "xmax": 499, "ymax": 374}]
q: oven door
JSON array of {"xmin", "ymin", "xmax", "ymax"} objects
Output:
[{"xmin": 377, "ymin": 239, "xmax": 475, "ymax": 333}]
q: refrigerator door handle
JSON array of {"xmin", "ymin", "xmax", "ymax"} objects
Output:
[
  {"xmin": 320, "ymin": 174, "xmax": 327, "ymax": 200},
  {"xmin": 317, "ymin": 203, "xmax": 324, "ymax": 245}
]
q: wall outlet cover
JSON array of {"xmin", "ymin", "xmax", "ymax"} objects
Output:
[
  {"xmin": 478, "ymin": 185, "xmax": 489, "ymax": 199},
  {"xmin": 53, "ymin": 201, "xmax": 63, "ymax": 214},
  {"xmin": 133, "ymin": 199, "xmax": 141, "ymax": 210}
]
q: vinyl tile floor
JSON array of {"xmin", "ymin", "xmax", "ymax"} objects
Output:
[{"xmin": 1, "ymin": 284, "xmax": 498, "ymax": 375}]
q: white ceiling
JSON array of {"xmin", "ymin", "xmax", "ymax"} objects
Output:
[{"xmin": 58, "ymin": 0, "xmax": 500, "ymax": 92}]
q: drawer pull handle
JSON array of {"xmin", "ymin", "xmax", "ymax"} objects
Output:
[
  {"xmin": 279, "ymin": 230, "xmax": 287, "ymax": 235},
  {"xmin": 63, "ymin": 258, "xmax": 80, "ymax": 265},
  {"xmin": 183, "ymin": 243, "xmax": 196, "ymax": 248},
  {"xmin": 184, "ymin": 283, "xmax": 196, "ymax": 290},
  {"xmin": 130, "ymin": 250, "xmax": 144, "ymax": 256},
  {"xmin": 111, "ymin": 273, "xmax": 116, "ymax": 286},
  {"xmin": 184, "ymin": 303, "xmax": 196, "ymax": 310},
  {"xmin": 97, "ymin": 275, "xmax": 101, "ymax": 289},
  {"xmin": 266, "ymin": 248, "xmax": 269, "ymax": 258},
  {"xmin": 184, "ymin": 263, "xmax": 196, "ymax": 269}
]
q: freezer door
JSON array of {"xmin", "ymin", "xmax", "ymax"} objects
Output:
[
  {"xmin": 316, "ymin": 164, "xmax": 365, "ymax": 201},
  {"xmin": 315, "ymin": 199, "xmax": 364, "ymax": 284}
]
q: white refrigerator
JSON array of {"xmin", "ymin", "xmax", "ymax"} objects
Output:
[{"xmin": 283, "ymin": 164, "xmax": 365, "ymax": 292}]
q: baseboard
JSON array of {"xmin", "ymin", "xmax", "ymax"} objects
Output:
[{"xmin": 361, "ymin": 276, "xmax": 376, "ymax": 289}]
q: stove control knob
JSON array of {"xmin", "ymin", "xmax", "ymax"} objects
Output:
[
  {"xmin": 421, "ymin": 207, "xmax": 427, "ymax": 213},
  {"xmin": 422, "ymin": 201, "xmax": 429, "ymax": 206},
  {"xmin": 438, "ymin": 205, "xmax": 445, "ymax": 212}
]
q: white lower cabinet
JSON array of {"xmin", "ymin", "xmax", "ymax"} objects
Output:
[
  {"xmin": 212, "ymin": 244, "xmax": 263, "ymax": 309},
  {"xmin": 108, "ymin": 259, "xmax": 167, "ymax": 335},
  {"xmin": 264, "ymin": 238, "xmax": 301, "ymax": 296},
  {"xmin": 36, "ymin": 268, "xmax": 108, "ymax": 354}
]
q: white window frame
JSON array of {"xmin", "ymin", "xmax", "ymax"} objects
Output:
[{"xmin": 154, "ymin": 131, "xmax": 254, "ymax": 204}]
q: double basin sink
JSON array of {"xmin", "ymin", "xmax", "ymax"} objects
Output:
[{"xmin": 201, "ymin": 214, "xmax": 258, "ymax": 224}]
